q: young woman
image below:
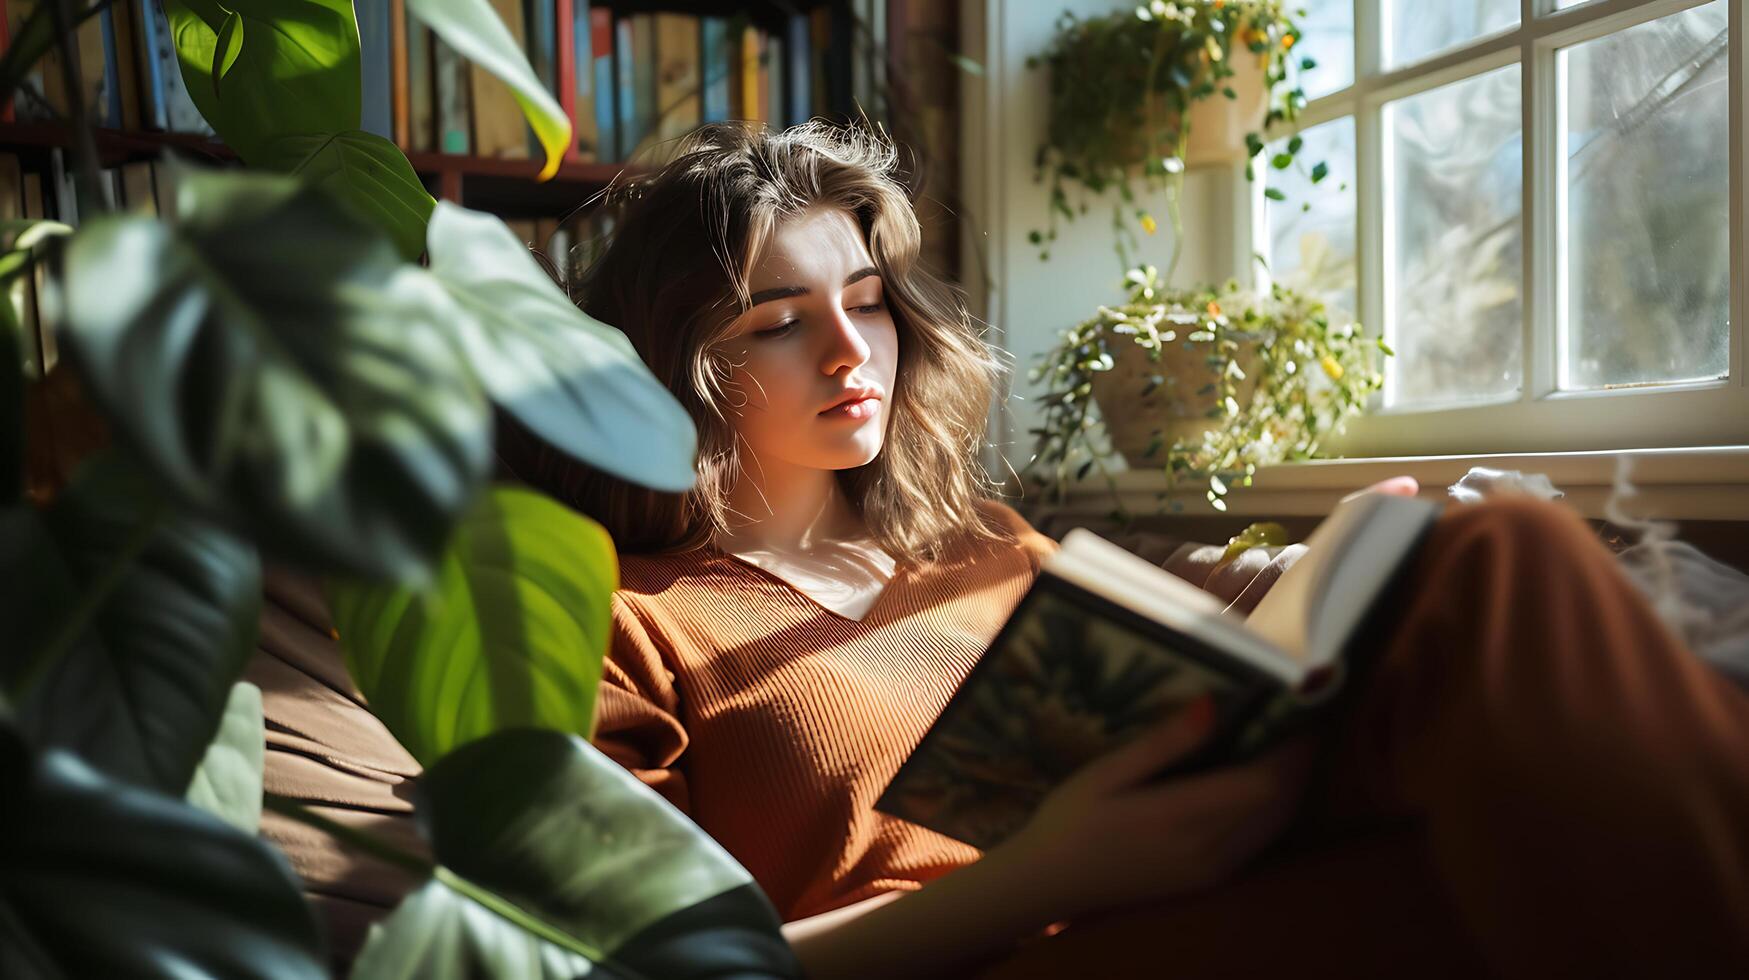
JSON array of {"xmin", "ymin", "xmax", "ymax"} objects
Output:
[{"xmin": 518, "ymin": 120, "xmax": 1749, "ymax": 978}]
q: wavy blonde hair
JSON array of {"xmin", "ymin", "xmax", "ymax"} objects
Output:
[{"xmin": 505, "ymin": 120, "xmax": 1006, "ymax": 561}]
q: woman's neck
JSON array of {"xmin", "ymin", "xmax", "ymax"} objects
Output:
[{"xmin": 719, "ymin": 457, "xmax": 866, "ymax": 554}]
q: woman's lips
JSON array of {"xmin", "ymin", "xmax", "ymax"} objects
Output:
[{"xmin": 819, "ymin": 396, "xmax": 881, "ymax": 421}]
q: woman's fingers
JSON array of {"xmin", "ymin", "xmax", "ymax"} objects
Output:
[
  {"xmin": 1341, "ymin": 475, "xmax": 1419, "ymax": 502},
  {"xmin": 1067, "ymin": 696, "xmax": 1218, "ymax": 795}
]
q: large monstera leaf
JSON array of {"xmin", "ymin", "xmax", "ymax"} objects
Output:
[
  {"xmin": 426, "ymin": 204, "xmax": 698, "ymax": 493},
  {"xmin": 258, "ymin": 130, "xmax": 438, "ymax": 262},
  {"xmin": 0, "ymin": 725, "xmax": 326, "ymax": 979},
  {"xmin": 331, "ymin": 486, "xmax": 617, "ymax": 767},
  {"xmin": 0, "ymin": 451, "xmax": 262, "ymax": 795},
  {"xmin": 60, "ymin": 166, "xmax": 491, "ymax": 581},
  {"xmin": 354, "ymin": 729, "xmax": 801, "ymax": 979},
  {"xmin": 162, "ymin": 0, "xmax": 361, "ymax": 164}
]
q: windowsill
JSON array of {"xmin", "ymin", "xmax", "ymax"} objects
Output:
[{"xmin": 1043, "ymin": 446, "xmax": 1749, "ymax": 521}]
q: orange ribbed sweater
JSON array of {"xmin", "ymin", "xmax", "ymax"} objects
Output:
[{"xmin": 593, "ymin": 500, "xmax": 1058, "ymax": 922}]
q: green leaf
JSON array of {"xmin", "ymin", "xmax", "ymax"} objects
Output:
[
  {"xmin": 358, "ymin": 729, "xmax": 799, "ymax": 977},
  {"xmin": 0, "ymin": 735, "xmax": 326, "ymax": 978},
  {"xmin": 1264, "ymin": 187, "xmax": 1286, "ymax": 201},
  {"xmin": 210, "ymin": 9, "xmax": 243, "ymax": 101},
  {"xmin": 1287, "ymin": 135, "xmax": 1303, "ymax": 155},
  {"xmin": 331, "ymin": 486, "xmax": 617, "ymax": 767},
  {"xmin": 1270, "ymin": 152, "xmax": 1293, "ymax": 170},
  {"xmin": 1310, "ymin": 161, "xmax": 1329, "ymax": 183},
  {"xmin": 163, "ymin": 0, "xmax": 361, "ymax": 164},
  {"xmin": 60, "ymin": 166, "xmax": 491, "ymax": 581},
  {"xmin": 259, "ymin": 130, "xmax": 437, "ymax": 261},
  {"xmin": 405, "ymin": 0, "xmax": 570, "ymax": 179},
  {"xmin": 349, "ymin": 876, "xmax": 603, "ymax": 979},
  {"xmin": 185, "ymin": 681, "xmax": 265, "ymax": 833},
  {"xmin": 425, "ymin": 203, "xmax": 697, "ymax": 493},
  {"xmin": 2, "ymin": 452, "xmax": 263, "ymax": 795}
]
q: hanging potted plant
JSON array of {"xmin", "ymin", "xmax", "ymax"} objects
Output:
[
  {"xmin": 1027, "ymin": 0, "xmax": 1316, "ymax": 275},
  {"xmin": 1027, "ymin": 266, "xmax": 1389, "ymax": 513}
]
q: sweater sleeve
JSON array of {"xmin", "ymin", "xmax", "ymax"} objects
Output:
[{"xmin": 593, "ymin": 595, "xmax": 691, "ymax": 813}]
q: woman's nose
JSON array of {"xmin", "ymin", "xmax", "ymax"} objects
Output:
[{"xmin": 821, "ymin": 305, "xmax": 871, "ymax": 374}]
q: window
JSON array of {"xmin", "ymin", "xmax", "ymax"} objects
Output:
[{"xmin": 1260, "ymin": 0, "xmax": 1744, "ymax": 456}]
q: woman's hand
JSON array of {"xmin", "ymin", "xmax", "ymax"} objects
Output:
[{"xmin": 994, "ymin": 697, "xmax": 1317, "ymax": 924}]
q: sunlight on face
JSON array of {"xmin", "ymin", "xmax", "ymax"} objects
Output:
[{"xmin": 714, "ymin": 207, "xmax": 899, "ymax": 473}]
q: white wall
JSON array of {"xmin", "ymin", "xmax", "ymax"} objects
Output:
[{"xmin": 959, "ymin": 0, "xmax": 1245, "ymax": 487}]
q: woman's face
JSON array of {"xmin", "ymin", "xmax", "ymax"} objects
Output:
[{"xmin": 715, "ymin": 206, "xmax": 899, "ymax": 474}]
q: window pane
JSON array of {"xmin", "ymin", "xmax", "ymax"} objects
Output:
[
  {"xmin": 1385, "ymin": 0, "xmax": 1518, "ymax": 67},
  {"xmin": 1266, "ymin": 116, "xmax": 1357, "ymax": 322},
  {"xmin": 1295, "ymin": 0, "xmax": 1353, "ymax": 100},
  {"xmin": 1387, "ymin": 65, "xmax": 1523, "ymax": 407},
  {"xmin": 1562, "ymin": 3, "xmax": 1729, "ymax": 390}
]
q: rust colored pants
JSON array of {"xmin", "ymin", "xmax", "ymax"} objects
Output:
[{"xmin": 980, "ymin": 498, "xmax": 1749, "ymax": 979}]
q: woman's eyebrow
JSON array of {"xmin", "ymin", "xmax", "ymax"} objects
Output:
[{"xmin": 747, "ymin": 266, "xmax": 880, "ymax": 307}]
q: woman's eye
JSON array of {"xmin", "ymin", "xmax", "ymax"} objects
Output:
[
  {"xmin": 754, "ymin": 320, "xmax": 796, "ymax": 339},
  {"xmin": 851, "ymin": 302, "xmax": 885, "ymax": 315}
]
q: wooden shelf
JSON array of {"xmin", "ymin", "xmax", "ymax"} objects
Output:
[{"xmin": 0, "ymin": 121, "xmax": 645, "ymax": 217}]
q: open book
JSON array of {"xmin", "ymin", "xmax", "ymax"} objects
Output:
[{"xmin": 874, "ymin": 492, "xmax": 1441, "ymax": 850}]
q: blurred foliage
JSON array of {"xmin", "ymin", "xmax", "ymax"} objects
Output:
[{"xmin": 0, "ymin": 0, "xmax": 801, "ymax": 976}]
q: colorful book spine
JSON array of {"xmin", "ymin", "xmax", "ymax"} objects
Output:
[
  {"xmin": 785, "ymin": 13, "xmax": 809, "ymax": 126},
  {"xmin": 358, "ymin": 0, "xmax": 392, "ymax": 136},
  {"xmin": 591, "ymin": 7, "xmax": 615, "ymax": 160},
  {"xmin": 629, "ymin": 13, "xmax": 655, "ymax": 157},
  {"xmin": 133, "ymin": 0, "xmax": 167, "ymax": 130},
  {"xmin": 407, "ymin": 14, "xmax": 434, "ymax": 152},
  {"xmin": 566, "ymin": 0, "xmax": 599, "ymax": 161},
  {"xmin": 809, "ymin": 7, "xmax": 828, "ymax": 118},
  {"xmin": 390, "ymin": 0, "xmax": 409, "ymax": 146},
  {"xmin": 653, "ymin": 12, "xmax": 698, "ymax": 142},
  {"xmin": 524, "ymin": 0, "xmax": 555, "ymax": 158},
  {"xmin": 97, "ymin": 7, "xmax": 124, "ymax": 128},
  {"xmin": 700, "ymin": 17, "xmax": 729, "ymax": 124},
  {"xmin": 767, "ymin": 31, "xmax": 784, "ymax": 128},
  {"xmin": 740, "ymin": 26, "xmax": 761, "ymax": 123},
  {"xmin": 433, "ymin": 37, "xmax": 470, "ymax": 153}
]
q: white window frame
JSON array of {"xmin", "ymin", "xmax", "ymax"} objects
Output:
[{"xmin": 1262, "ymin": 0, "xmax": 1749, "ymax": 458}]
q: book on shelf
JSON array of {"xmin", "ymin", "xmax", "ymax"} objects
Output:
[
  {"xmin": 406, "ymin": 9, "xmax": 435, "ymax": 152},
  {"xmin": 589, "ymin": 6, "xmax": 614, "ymax": 161},
  {"xmin": 359, "ymin": 0, "xmax": 393, "ymax": 138},
  {"xmin": 433, "ymin": 36, "xmax": 470, "ymax": 154},
  {"xmin": 876, "ymin": 492, "xmax": 1442, "ymax": 851},
  {"xmin": 654, "ymin": 12, "xmax": 699, "ymax": 143}
]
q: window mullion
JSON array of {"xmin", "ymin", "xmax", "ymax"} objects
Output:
[
  {"xmin": 1526, "ymin": 0, "xmax": 1560, "ymax": 401},
  {"xmin": 1732, "ymin": 0, "xmax": 1746, "ymax": 387},
  {"xmin": 1356, "ymin": 0, "xmax": 1388, "ymax": 406}
]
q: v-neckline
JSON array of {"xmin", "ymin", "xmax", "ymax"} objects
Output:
[{"xmin": 716, "ymin": 548, "xmax": 903, "ymax": 623}]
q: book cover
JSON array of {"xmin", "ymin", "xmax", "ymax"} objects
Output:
[
  {"xmin": 523, "ymin": 0, "xmax": 555, "ymax": 158},
  {"xmin": 653, "ymin": 12, "xmax": 698, "ymax": 142},
  {"xmin": 614, "ymin": 14, "xmax": 634, "ymax": 157},
  {"xmin": 875, "ymin": 574, "xmax": 1276, "ymax": 851},
  {"xmin": 358, "ymin": 0, "xmax": 392, "ymax": 137},
  {"xmin": 784, "ymin": 13, "xmax": 808, "ymax": 126},
  {"xmin": 877, "ymin": 494, "xmax": 1440, "ymax": 851},
  {"xmin": 389, "ymin": 0, "xmax": 409, "ymax": 147},
  {"xmin": 132, "ymin": 0, "xmax": 167, "ymax": 130},
  {"xmin": 470, "ymin": 0, "xmax": 530, "ymax": 158},
  {"xmin": 562, "ymin": 0, "xmax": 599, "ymax": 162},
  {"xmin": 407, "ymin": 14, "xmax": 434, "ymax": 152},
  {"xmin": 590, "ymin": 6, "xmax": 614, "ymax": 160},
  {"xmin": 96, "ymin": 6, "xmax": 126, "ymax": 128},
  {"xmin": 433, "ymin": 36, "xmax": 470, "ymax": 153}
]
